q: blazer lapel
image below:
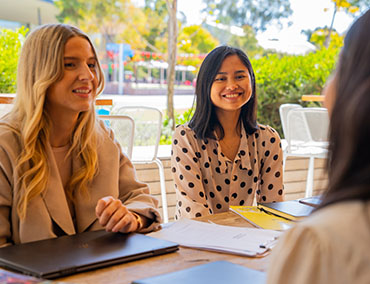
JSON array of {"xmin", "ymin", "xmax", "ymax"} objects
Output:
[
  {"xmin": 72, "ymin": 152, "xmax": 100, "ymax": 233},
  {"xmin": 42, "ymin": 144, "xmax": 76, "ymax": 235}
]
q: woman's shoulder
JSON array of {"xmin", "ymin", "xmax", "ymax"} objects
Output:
[
  {"xmin": 0, "ymin": 121, "xmax": 20, "ymax": 145},
  {"xmin": 287, "ymin": 201, "xmax": 370, "ymax": 247},
  {"xmin": 303, "ymin": 200, "xmax": 368, "ymax": 229},
  {"xmin": 255, "ymin": 124, "xmax": 281, "ymax": 140},
  {"xmin": 173, "ymin": 123, "xmax": 196, "ymax": 138}
]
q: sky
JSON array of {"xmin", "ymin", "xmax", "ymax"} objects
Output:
[{"xmin": 178, "ymin": 0, "xmax": 355, "ymax": 43}]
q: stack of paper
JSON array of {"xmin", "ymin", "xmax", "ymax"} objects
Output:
[{"xmin": 148, "ymin": 219, "xmax": 282, "ymax": 257}]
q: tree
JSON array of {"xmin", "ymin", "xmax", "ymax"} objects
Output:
[
  {"xmin": 202, "ymin": 0, "xmax": 292, "ymax": 32},
  {"xmin": 222, "ymin": 25, "xmax": 262, "ymax": 57},
  {"xmin": 304, "ymin": 27, "xmax": 344, "ymax": 49},
  {"xmin": 324, "ymin": 0, "xmax": 370, "ymax": 47},
  {"xmin": 0, "ymin": 27, "xmax": 27, "ymax": 93},
  {"xmin": 166, "ymin": 0, "xmax": 177, "ymax": 131},
  {"xmin": 178, "ymin": 25, "xmax": 218, "ymax": 54},
  {"xmin": 55, "ymin": 0, "xmax": 149, "ymax": 71}
]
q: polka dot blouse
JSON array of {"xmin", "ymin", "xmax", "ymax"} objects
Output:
[{"xmin": 171, "ymin": 123, "xmax": 284, "ymax": 220}]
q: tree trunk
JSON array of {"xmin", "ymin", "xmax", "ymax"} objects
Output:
[
  {"xmin": 324, "ymin": 3, "xmax": 337, "ymax": 48},
  {"xmin": 166, "ymin": 0, "xmax": 177, "ymax": 131}
]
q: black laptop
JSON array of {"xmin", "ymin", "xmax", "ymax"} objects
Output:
[{"xmin": 0, "ymin": 230, "xmax": 179, "ymax": 279}]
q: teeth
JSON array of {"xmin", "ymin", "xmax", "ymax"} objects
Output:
[
  {"xmin": 73, "ymin": 89, "xmax": 90, "ymax": 94},
  {"xmin": 224, "ymin": 94, "xmax": 239, "ymax": 98}
]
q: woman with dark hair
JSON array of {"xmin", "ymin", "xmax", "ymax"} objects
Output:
[
  {"xmin": 267, "ymin": 9, "xmax": 370, "ymax": 284},
  {"xmin": 171, "ymin": 46, "xmax": 284, "ymax": 220}
]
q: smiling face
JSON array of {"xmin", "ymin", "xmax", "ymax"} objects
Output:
[
  {"xmin": 210, "ymin": 54, "xmax": 252, "ymax": 115},
  {"xmin": 45, "ymin": 36, "xmax": 98, "ymax": 120}
]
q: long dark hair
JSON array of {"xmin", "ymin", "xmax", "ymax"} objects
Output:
[
  {"xmin": 320, "ymin": 9, "xmax": 370, "ymax": 208},
  {"xmin": 188, "ymin": 46, "xmax": 257, "ymax": 140}
]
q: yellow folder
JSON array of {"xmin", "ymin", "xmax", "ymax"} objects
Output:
[{"xmin": 230, "ymin": 206, "xmax": 293, "ymax": 231}]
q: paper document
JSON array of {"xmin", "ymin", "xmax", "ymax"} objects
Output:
[{"xmin": 148, "ymin": 219, "xmax": 282, "ymax": 257}]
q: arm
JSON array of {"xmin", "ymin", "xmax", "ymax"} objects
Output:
[
  {"xmin": 0, "ymin": 147, "xmax": 13, "ymax": 246},
  {"xmin": 96, "ymin": 127, "xmax": 161, "ymax": 233},
  {"xmin": 258, "ymin": 126, "xmax": 284, "ymax": 203},
  {"xmin": 171, "ymin": 126, "xmax": 210, "ymax": 219}
]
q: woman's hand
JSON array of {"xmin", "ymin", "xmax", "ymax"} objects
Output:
[{"xmin": 95, "ymin": 196, "xmax": 140, "ymax": 233}]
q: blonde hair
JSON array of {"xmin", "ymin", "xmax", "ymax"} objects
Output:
[{"xmin": 7, "ymin": 24, "xmax": 105, "ymax": 219}]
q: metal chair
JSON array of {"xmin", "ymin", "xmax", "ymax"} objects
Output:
[
  {"xmin": 285, "ymin": 107, "xmax": 329, "ymax": 197},
  {"xmin": 99, "ymin": 115, "xmax": 135, "ymax": 160},
  {"xmin": 112, "ymin": 106, "xmax": 169, "ymax": 223}
]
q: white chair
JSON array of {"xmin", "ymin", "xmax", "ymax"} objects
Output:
[
  {"xmin": 279, "ymin": 104, "xmax": 303, "ymax": 140},
  {"xmin": 113, "ymin": 106, "xmax": 169, "ymax": 223},
  {"xmin": 99, "ymin": 115, "xmax": 135, "ymax": 159},
  {"xmin": 0, "ymin": 104, "xmax": 13, "ymax": 118},
  {"xmin": 285, "ymin": 107, "xmax": 329, "ymax": 197}
]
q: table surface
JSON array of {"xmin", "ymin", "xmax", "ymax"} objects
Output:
[
  {"xmin": 301, "ymin": 95, "xmax": 325, "ymax": 102},
  {"xmin": 57, "ymin": 212, "xmax": 270, "ymax": 284},
  {"xmin": 0, "ymin": 94, "xmax": 112, "ymax": 106}
]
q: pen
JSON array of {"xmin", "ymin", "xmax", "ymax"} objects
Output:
[
  {"xmin": 259, "ymin": 238, "xmax": 278, "ymax": 249},
  {"xmin": 257, "ymin": 206, "xmax": 292, "ymax": 221}
]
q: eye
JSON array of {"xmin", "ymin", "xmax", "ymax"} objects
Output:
[
  {"xmin": 64, "ymin": 62, "xmax": 75, "ymax": 68},
  {"xmin": 214, "ymin": 77, "xmax": 226, "ymax": 82},
  {"xmin": 236, "ymin": 74, "xmax": 247, "ymax": 80},
  {"xmin": 88, "ymin": 63, "xmax": 96, "ymax": 69}
]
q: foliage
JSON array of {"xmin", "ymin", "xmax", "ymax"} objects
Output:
[
  {"xmin": 0, "ymin": 27, "xmax": 28, "ymax": 93},
  {"xmin": 252, "ymin": 47, "xmax": 340, "ymax": 136},
  {"xmin": 202, "ymin": 0, "xmax": 293, "ymax": 32},
  {"xmin": 227, "ymin": 26, "xmax": 263, "ymax": 58},
  {"xmin": 177, "ymin": 25, "xmax": 218, "ymax": 68},
  {"xmin": 55, "ymin": 0, "xmax": 149, "ymax": 50},
  {"xmin": 329, "ymin": 0, "xmax": 370, "ymax": 14},
  {"xmin": 309, "ymin": 29, "xmax": 344, "ymax": 49},
  {"xmin": 161, "ymin": 107, "xmax": 195, "ymax": 144},
  {"xmin": 178, "ymin": 25, "xmax": 218, "ymax": 54},
  {"xmin": 159, "ymin": 46, "xmax": 341, "ymax": 143}
]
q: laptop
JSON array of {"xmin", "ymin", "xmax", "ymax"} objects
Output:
[
  {"xmin": 132, "ymin": 261, "xmax": 266, "ymax": 284},
  {"xmin": 0, "ymin": 230, "xmax": 179, "ymax": 279}
]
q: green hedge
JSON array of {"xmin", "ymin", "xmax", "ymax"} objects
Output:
[
  {"xmin": 0, "ymin": 27, "xmax": 27, "ymax": 93},
  {"xmin": 252, "ymin": 47, "xmax": 340, "ymax": 136},
  {"xmin": 161, "ymin": 47, "xmax": 340, "ymax": 144}
]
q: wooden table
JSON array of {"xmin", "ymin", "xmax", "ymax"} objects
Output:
[
  {"xmin": 301, "ymin": 95, "xmax": 325, "ymax": 102},
  {"xmin": 0, "ymin": 94, "xmax": 112, "ymax": 106},
  {"xmin": 58, "ymin": 212, "xmax": 270, "ymax": 284}
]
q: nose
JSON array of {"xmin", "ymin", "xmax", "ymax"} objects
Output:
[
  {"xmin": 78, "ymin": 63, "xmax": 95, "ymax": 81},
  {"xmin": 226, "ymin": 78, "xmax": 238, "ymax": 91}
]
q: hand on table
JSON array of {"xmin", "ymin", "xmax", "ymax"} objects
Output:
[{"xmin": 95, "ymin": 196, "xmax": 140, "ymax": 233}]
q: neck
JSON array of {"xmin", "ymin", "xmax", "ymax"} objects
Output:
[
  {"xmin": 216, "ymin": 109, "xmax": 241, "ymax": 139},
  {"xmin": 48, "ymin": 111, "xmax": 79, "ymax": 147}
]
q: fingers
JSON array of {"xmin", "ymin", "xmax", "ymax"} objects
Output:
[
  {"xmin": 112, "ymin": 213, "xmax": 137, "ymax": 233},
  {"xmin": 95, "ymin": 196, "xmax": 114, "ymax": 218},
  {"xmin": 95, "ymin": 197, "xmax": 139, "ymax": 233}
]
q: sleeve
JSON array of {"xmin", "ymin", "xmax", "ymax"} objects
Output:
[
  {"xmin": 0, "ymin": 146, "xmax": 13, "ymax": 247},
  {"xmin": 258, "ymin": 126, "xmax": 284, "ymax": 203},
  {"xmin": 266, "ymin": 224, "xmax": 329, "ymax": 284},
  {"xmin": 109, "ymin": 127, "xmax": 161, "ymax": 232},
  {"xmin": 171, "ymin": 126, "xmax": 210, "ymax": 219}
]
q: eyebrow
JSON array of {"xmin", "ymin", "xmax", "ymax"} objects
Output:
[
  {"xmin": 64, "ymin": 56, "xmax": 97, "ymax": 60},
  {"xmin": 216, "ymin": 70, "xmax": 247, "ymax": 75}
]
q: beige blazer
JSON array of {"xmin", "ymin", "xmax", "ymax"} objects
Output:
[{"xmin": 0, "ymin": 122, "xmax": 161, "ymax": 246}]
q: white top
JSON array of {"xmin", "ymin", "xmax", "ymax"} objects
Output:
[{"xmin": 267, "ymin": 200, "xmax": 370, "ymax": 284}]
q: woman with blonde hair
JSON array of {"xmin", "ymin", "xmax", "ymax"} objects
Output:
[{"xmin": 0, "ymin": 24, "xmax": 161, "ymax": 246}]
